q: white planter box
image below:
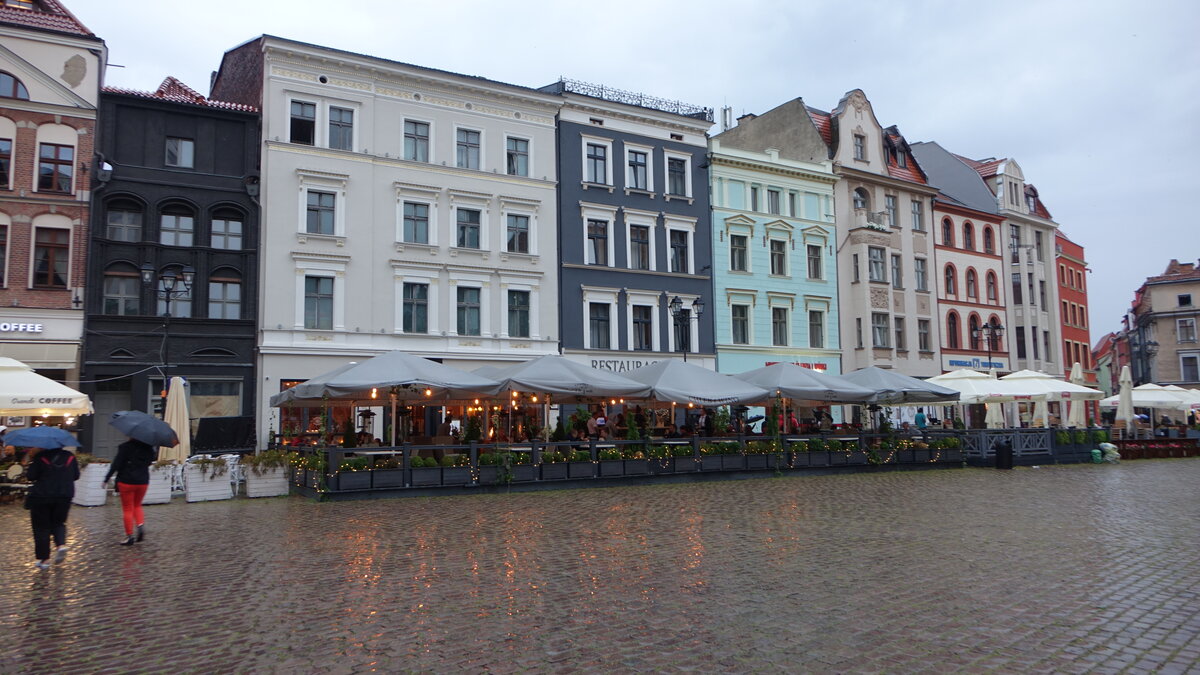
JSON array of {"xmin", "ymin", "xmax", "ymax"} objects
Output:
[
  {"xmin": 184, "ymin": 464, "xmax": 233, "ymax": 503},
  {"xmin": 244, "ymin": 467, "xmax": 289, "ymax": 498},
  {"xmin": 72, "ymin": 463, "xmax": 110, "ymax": 507},
  {"xmin": 142, "ymin": 466, "xmax": 175, "ymax": 504}
]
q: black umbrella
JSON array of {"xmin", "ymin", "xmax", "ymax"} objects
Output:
[
  {"xmin": 109, "ymin": 410, "xmax": 179, "ymax": 447},
  {"xmin": 3, "ymin": 426, "xmax": 80, "ymax": 449}
]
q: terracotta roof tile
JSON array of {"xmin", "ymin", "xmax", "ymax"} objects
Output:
[
  {"xmin": 884, "ymin": 131, "xmax": 927, "ymax": 184},
  {"xmin": 0, "ymin": 0, "xmax": 95, "ymax": 37},
  {"xmin": 103, "ymin": 77, "xmax": 258, "ymax": 113},
  {"xmin": 806, "ymin": 106, "xmax": 832, "ymax": 146},
  {"xmin": 951, "ymin": 153, "xmax": 1006, "ymax": 179}
]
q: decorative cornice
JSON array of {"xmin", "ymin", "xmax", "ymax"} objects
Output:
[{"xmin": 709, "ymin": 154, "xmax": 837, "ymax": 185}]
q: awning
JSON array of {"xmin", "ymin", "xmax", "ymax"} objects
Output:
[{"xmin": 0, "ymin": 341, "xmax": 79, "ymax": 370}]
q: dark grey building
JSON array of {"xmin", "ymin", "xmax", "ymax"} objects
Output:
[
  {"xmin": 540, "ymin": 79, "xmax": 714, "ymax": 372},
  {"xmin": 81, "ymin": 78, "xmax": 259, "ymax": 457}
]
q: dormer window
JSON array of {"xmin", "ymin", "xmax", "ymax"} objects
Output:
[
  {"xmin": 1026, "ymin": 195, "xmax": 1036, "ymax": 211},
  {"xmin": 896, "ymin": 150, "xmax": 907, "ymax": 168},
  {"xmin": 4, "ymin": 1, "xmax": 35, "ymax": 10}
]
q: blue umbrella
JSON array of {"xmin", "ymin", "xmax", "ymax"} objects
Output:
[
  {"xmin": 3, "ymin": 426, "xmax": 80, "ymax": 449},
  {"xmin": 109, "ymin": 410, "xmax": 179, "ymax": 447}
]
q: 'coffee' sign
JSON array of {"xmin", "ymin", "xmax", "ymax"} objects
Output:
[{"xmin": 0, "ymin": 323, "xmax": 43, "ymax": 333}]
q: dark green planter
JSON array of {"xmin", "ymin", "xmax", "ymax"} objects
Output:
[
  {"xmin": 700, "ymin": 456, "xmax": 724, "ymax": 471},
  {"xmin": 442, "ymin": 467, "xmax": 471, "ymax": 486},
  {"xmin": 332, "ymin": 471, "xmax": 371, "ymax": 491},
  {"xmin": 720, "ymin": 455, "xmax": 744, "ymax": 471},
  {"xmin": 477, "ymin": 466, "xmax": 502, "ymax": 485},
  {"xmin": 510, "ymin": 465, "xmax": 537, "ymax": 482},
  {"xmin": 372, "ymin": 469, "xmax": 406, "ymax": 488},
  {"xmin": 599, "ymin": 460, "xmax": 625, "ymax": 477},
  {"xmin": 540, "ymin": 463, "xmax": 568, "ymax": 480},
  {"xmin": 745, "ymin": 454, "xmax": 769, "ymax": 470},
  {"xmin": 623, "ymin": 459, "xmax": 649, "ymax": 475},
  {"xmin": 410, "ymin": 467, "xmax": 441, "ymax": 486},
  {"xmin": 671, "ymin": 457, "xmax": 698, "ymax": 473},
  {"xmin": 568, "ymin": 461, "xmax": 594, "ymax": 479}
]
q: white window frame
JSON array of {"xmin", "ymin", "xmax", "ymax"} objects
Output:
[
  {"xmin": 625, "ymin": 290, "xmax": 661, "ymax": 352},
  {"xmin": 402, "ymin": 118, "xmax": 433, "ymax": 163},
  {"xmin": 505, "ymin": 135, "xmax": 531, "ymax": 177},
  {"xmin": 768, "ymin": 238, "xmax": 789, "ymax": 277},
  {"xmin": 729, "ymin": 233, "xmax": 750, "ymax": 273},
  {"xmin": 663, "ymin": 150, "xmax": 693, "ymax": 199},
  {"xmin": 501, "ymin": 279, "xmax": 539, "ymax": 339},
  {"xmin": 297, "ymin": 169, "xmax": 349, "ymax": 239},
  {"xmin": 582, "ymin": 286, "xmax": 619, "ymax": 351},
  {"xmin": 452, "ymin": 204, "xmax": 487, "ymax": 251},
  {"xmin": 453, "ymin": 282, "xmax": 487, "ymax": 337},
  {"xmin": 455, "ymin": 126, "xmax": 483, "ymax": 171},
  {"xmin": 623, "ymin": 208, "xmax": 658, "ymax": 272},
  {"xmin": 624, "ymin": 142, "xmax": 654, "ymax": 193},
  {"xmin": 394, "ymin": 183, "xmax": 440, "ymax": 247},
  {"xmin": 581, "ymin": 203, "xmax": 618, "ymax": 266},
  {"xmin": 665, "ymin": 215, "xmax": 697, "ymax": 275},
  {"xmin": 285, "ymin": 95, "xmax": 359, "ymax": 151},
  {"xmin": 502, "ymin": 207, "xmax": 536, "ymax": 256},
  {"xmin": 1178, "ymin": 318, "xmax": 1197, "ymax": 343},
  {"xmin": 1181, "ymin": 353, "xmax": 1200, "ymax": 382},
  {"xmin": 669, "ymin": 292, "xmax": 702, "ymax": 354},
  {"xmin": 392, "ymin": 266, "xmax": 439, "ymax": 335},
  {"xmin": 871, "ymin": 312, "xmax": 890, "ymax": 348},
  {"xmin": 581, "ymin": 135, "xmax": 613, "ymax": 186},
  {"xmin": 293, "ymin": 254, "xmax": 347, "ymax": 331},
  {"xmin": 730, "ymin": 302, "xmax": 752, "ymax": 345}
]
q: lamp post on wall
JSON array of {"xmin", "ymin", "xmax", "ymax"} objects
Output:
[
  {"xmin": 141, "ymin": 263, "xmax": 194, "ymax": 410},
  {"xmin": 669, "ymin": 295, "xmax": 705, "ymax": 363},
  {"xmin": 972, "ymin": 317, "xmax": 1005, "ymax": 373}
]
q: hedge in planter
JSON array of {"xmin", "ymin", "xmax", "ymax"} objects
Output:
[
  {"xmin": 242, "ymin": 450, "xmax": 294, "ymax": 497},
  {"xmin": 185, "ymin": 458, "xmax": 233, "ymax": 503}
]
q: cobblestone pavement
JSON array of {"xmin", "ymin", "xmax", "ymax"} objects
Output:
[{"xmin": 2, "ymin": 461, "xmax": 1199, "ymax": 674}]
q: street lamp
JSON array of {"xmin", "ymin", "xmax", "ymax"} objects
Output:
[
  {"xmin": 140, "ymin": 263, "xmax": 194, "ymax": 399},
  {"xmin": 669, "ymin": 295, "xmax": 704, "ymax": 362},
  {"xmin": 972, "ymin": 317, "xmax": 1005, "ymax": 373}
]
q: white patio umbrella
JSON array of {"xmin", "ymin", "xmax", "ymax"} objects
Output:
[
  {"xmin": 1066, "ymin": 362, "xmax": 1088, "ymax": 428},
  {"xmin": 985, "ymin": 402, "xmax": 1006, "ymax": 428},
  {"xmin": 1161, "ymin": 385, "xmax": 1200, "ymax": 411},
  {"xmin": 926, "ymin": 369, "xmax": 1033, "ymax": 404},
  {"xmin": 160, "ymin": 376, "xmax": 190, "ymax": 462},
  {"xmin": 1112, "ymin": 365, "xmax": 1135, "ymax": 433},
  {"xmin": 0, "ymin": 357, "xmax": 93, "ymax": 416},
  {"xmin": 999, "ymin": 369, "xmax": 1105, "ymax": 400}
]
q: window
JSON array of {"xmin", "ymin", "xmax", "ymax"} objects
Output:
[
  {"xmin": 807, "ymin": 244, "xmax": 822, "ymax": 280},
  {"xmin": 772, "ymin": 307, "xmax": 789, "ymax": 346},
  {"xmin": 0, "ymin": 138, "xmax": 10, "ymax": 187},
  {"xmin": 853, "ymin": 254, "xmax": 860, "ymax": 282},
  {"xmin": 402, "ymin": 283, "xmax": 428, "ymax": 334},
  {"xmin": 809, "ymin": 310, "xmax": 825, "ymax": 349},
  {"xmin": 403, "ymin": 121, "xmax": 429, "ymax": 162},
  {"xmin": 102, "ymin": 266, "xmax": 140, "ymax": 316},
  {"xmin": 106, "ymin": 203, "xmax": 142, "ymax": 242},
  {"xmin": 1011, "ymin": 273, "xmax": 1023, "ymax": 304},
  {"xmin": 586, "ymin": 143, "xmax": 607, "ymax": 184},
  {"xmin": 0, "ymin": 224, "xmax": 5, "ymax": 284},
  {"xmin": 306, "ymin": 191, "xmax": 335, "ymax": 235},
  {"xmin": 853, "ymin": 188, "xmax": 869, "ymax": 210},
  {"xmin": 211, "ymin": 212, "xmax": 242, "ymax": 250},
  {"xmin": 666, "ymin": 157, "xmax": 688, "ymax": 196},
  {"xmin": 1070, "ymin": 304, "xmax": 1078, "ymax": 326},
  {"xmin": 729, "ymin": 234, "xmax": 747, "ymax": 272},
  {"xmin": 986, "ymin": 272, "xmax": 998, "ymax": 301},
  {"xmin": 1182, "ymin": 355, "xmax": 1199, "ymax": 382},
  {"xmin": 769, "ymin": 240, "xmax": 787, "ymax": 276},
  {"xmin": 891, "ymin": 254, "xmax": 902, "ymax": 288},
  {"xmin": 868, "ymin": 246, "xmax": 886, "ymax": 282},
  {"xmin": 750, "ymin": 187, "xmax": 759, "ymax": 212},
  {"xmin": 589, "ymin": 303, "xmax": 610, "ymax": 349},
  {"xmin": 914, "ymin": 258, "xmax": 928, "ymax": 291},
  {"xmin": 1015, "ymin": 327, "xmax": 1027, "ymax": 359},
  {"xmin": 941, "ymin": 218, "xmax": 954, "ymax": 247},
  {"xmin": 1035, "ymin": 231, "xmax": 1044, "ymax": 261},
  {"xmin": 208, "ymin": 275, "xmax": 241, "ymax": 320},
  {"xmin": 629, "ymin": 224, "xmax": 650, "ymax": 270},
  {"xmin": 918, "ymin": 319, "xmax": 931, "ymax": 351},
  {"xmin": 943, "ymin": 265, "xmax": 957, "ymax": 295},
  {"xmin": 38, "ymin": 143, "xmax": 73, "ymax": 193},
  {"xmin": 0, "ymin": 71, "xmax": 29, "ymax": 99},
  {"xmin": 966, "ymin": 269, "xmax": 978, "ymax": 299},
  {"xmin": 1039, "ymin": 280, "xmax": 1047, "ymax": 309},
  {"xmin": 969, "ymin": 315, "xmax": 981, "ymax": 350},
  {"xmin": 506, "ymin": 137, "xmax": 529, "ymax": 176},
  {"xmin": 627, "ymin": 149, "xmax": 647, "ymax": 189},
  {"xmin": 587, "ymin": 220, "xmax": 608, "ymax": 265},
  {"xmin": 1009, "ymin": 224, "xmax": 1021, "ymax": 262},
  {"xmin": 896, "ymin": 149, "xmax": 907, "ymax": 168},
  {"xmin": 871, "ymin": 313, "xmax": 890, "ymax": 347},
  {"xmin": 963, "ymin": 223, "xmax": 975, "ymax": 250},
  {"xmin": 328, "ymin": 107, "xmax": 354, "ymax": 151},
  {"xmin": 946, "ymin": 313, "xmax": 960, "ymax": 349},
  {"xmin": 853, "ymin": 134, "xmax": 866, "ymax": 160},
  {"xmin": 767, "ymin": 189, "xmax": 781, "ymax": 215},
  {"xmin": 911, "ymin": 200, "xmax": 924, "ymax": 230},
  {"xmin": 856, "ymin": 318, "xmax": 863, "ymax": 348},
  {"xmin": 1179, "ymin": 294, "xmax": 1193, "ymax": 307},
  {"xmin": 731, "ymin": 305, "xmax": 749, "ymax": 345},
  {"xmin": 456, "ymin": 209, "xmax": 481, "ymax": 249},
  {"xmin": 673, "ymin": 307, "xmax": 692, "ymax": 352},
  {"xmin": 507, "ymin": 214, "xmax": 530, "ymax": 254},
  {"xmin": 290, "ymin": 101, "xmax": 316, "ymax": 145},
  {"xmin": 670, "ymin": 230, "xmax": 690, "ymax": 273},
  {"xmin": 1179, "ymin": 318, "xmax": 1197, "ymax": 343},
  {"xmin": 1028, "ymin": 273, "xmax": 1036, "ymax": 309},
  {"xmin": 403, "ymin": 202, "xmax": 429, "ymax": 244},
  {"xmin": 165, "ymin": 137, "xmax": 194, "ymax": 168},
  {"xmin": 884, "ymin": 195, "xmax": 897, "ymax": 227},
  {"xmin": 155, "ymin": 267, "xmax": 191, "ymax": 317},
  {"xmin": 788, "ymin": 192, "xmax": 797, "ymax": 217},
  {"xmin": 1062, "ymin": 300, "xmax": 1070, "ymax": 324},
  {"xmin": 456, "ymin": 129, "xmax": 481, "ymax": 169},
  {"xmin": 508, "ymin": 290, "xmax": 530, "ymax": 338},
  {"xmin": 894, "ymin": 317, "xmax": 906, "ymax": 351},
  {"xmin": 632, "ymin": 305, "xmax": 653, "ymax": 350},
  {"xmin": 160, "ymin": 208, "xmax": 194, "ymax": 246},
  {"xmin": 457, "ymin": 287, "xmax": 481, "ymax": 336},
  {"xmin": 983, "ymin": 227, "xmax": 995, "ymax": 254}
]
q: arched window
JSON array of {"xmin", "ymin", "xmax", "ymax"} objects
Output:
[
  {"xmin": 105, "ymin": 199, "xmax": 143, "ymax": 242},
  {"xmin": 0, "ymin": 72, "xmax": 29, "ymax": 100},
  {"xmin": 944, "ymin": 264, "xmax": 957, "ymax": 295},
  {"xmin": 208, "ymin": 268, "xmax": 242, "ymax": 320},
  {"xmin": 947, "ymin": 312, "xmax": 960, "ymax": 349},
  {"xmin": 210, "ymin": 208, "xmax": 244, "ymax": 250},
  {"xmin": 986, "ymin": 271, "xmax": 998, "ymax": 302},
  {"xmin": 941, "ymin": 218, "xmax": 954, "ymax": 247},
  {"xmin": 988, "ymin": 315, "xmax": 1004, "ymax": 350},
  {"xmin": 969, "ymin": 314, "xmax": 981, "ymax": 350},
  {"xmin": 963, "ymin": 222, "xmax": 975, "ymax": 250},
  {"xmin": 983, "ymin": 226, "xmax": 995, "ymax": 254},
  {"xmin": 102, "ymin": 263, "xmax": 140, "ymax": 316},
  {"xmin": 966, "ymin": 268, "xmax": 978, "ymax": 299},
  {"xmin": 160, "ymin": 203, "xmax": 195, "ymax": 247},
  {"xmin": 853, "ymin": 188, "xmax": 869, "ymax": 210}
]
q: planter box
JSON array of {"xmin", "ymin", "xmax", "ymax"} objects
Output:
[
  {"xmin": 372, "ymin": 468, "xmax": 407, "ymax": 489},
  {"xmin": 623, "ymin": 459, "xmax": 649, "ymax": 475},
  {"xmin": 720, "ymin": 455, "xmax": 744, "ymax": 471},
  {"xmin": 184, "ymin": 464, "xmax": 233, "ymax": 503},
  {"xmin": 143, "ymin": 466, "xmax": 175, "ymax": 504},
  {"xmin": 700, "ymin": 456, "xmax": 724, "ymax": 471},
  {"xmin": 788, "ymin": 452, "xmax": 810, "ymax": 468},
  {"xmin": 649, "ymin": 459, "xmax": 674, "ymax": 475},
  {"xmin": 442, "ymin": 467, "xmax": 471, "ymax": 486},
  {"xmin": 245, "ymin": 467, "xmax": 290, "ymax": 497},
  {"xmin": 910, "ymin": 450, "xmax": 932, "ymax": 463},
  {"xmin": 672, "ymin": 457, "xmax": 697, "ymax": 473},
  {"xmin": 73, "ymin": 463, "xmax": 110, "ymax": 507},
  {"xmin": 846, "ymin": 451, "xmax": 869, "ymax": 465},
  {"xmin": 540, "ymin": 463, "xmax": 568, "ymax": 481},
  {"xmin": 745, "ymin": 454, "xmax": 769, "ymax": 470},
  {"xmin": 598, "ymin": 460, "xmax": 625, "ymax": 477},
  {"xmin": 568, "ymin": 461, "xmax": 595, "ymax": 479},
  {"xmin": 410, "ymin": 467, "xmax": 441, "ymax": 486},
  {"xmin": 330, "ymin": 471, "xmax": 371, "ymax": 491},
  {"xmin": 510, "ymin": 465, "xmax": 537, "ymax": 482}
]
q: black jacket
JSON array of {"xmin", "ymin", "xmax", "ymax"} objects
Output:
[
  {"xmin": 26, "ymin": 448, "xmax": 80, "ymax": 503},
  {"xmin": 104, "ymin": 439, "xmax": 157, "ymax": 485}
]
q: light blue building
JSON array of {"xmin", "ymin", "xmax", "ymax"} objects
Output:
[{"xmin": 709, "ymin": 100, "xmax": 842, "ymax": 419}]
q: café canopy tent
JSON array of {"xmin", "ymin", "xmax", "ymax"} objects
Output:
[
  {"xmin": 270, "ymin": 351, "xmax": 503, "ymax": 405},
  {"xmin": 0, "ymin": 357, "xmax": 93, "ymax": 416},
  {"xmin": 837, "ymin": 366, "xmax": 960, "ymax": 405},
  {"xmin": 925, "ymin": 368, "xmax": 1037, "ymax": 404},
  {"xmin": 733, "ymin": 363, "xmax": 876, "ymax": 402},
  {"xmin": 998, "ymin": 369, "xmax": 1105, "ymax": 401},
  {"xmin": 625, "ymin": 359, "xmax": 768, "ymax": 406},
  {"xmin": 1098, "ymin": 383, "xmax": 1193, "ymax": 411},
  {"xmin": 269, "ymin": 361, "xmax": 360, "ymax": 407},
  {"xmin": 482, "ymin": 355, "xmax": 652, "ymax": 403},
  {"xmin": 1161, "ymin": 385, "xmax": 1200, "ymax": 410}
]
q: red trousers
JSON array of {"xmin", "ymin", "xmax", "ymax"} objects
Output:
[{"xmin": 116, "ymin": 482, "xmax": 148, "ymax": 536}]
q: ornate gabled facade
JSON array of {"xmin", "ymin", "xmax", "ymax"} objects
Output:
[
  {"xmin": 708, "ymin": 99, "xmax": 841, "ymax": 384},
  {"xmin": 0, "ymin": 0, "xmax": 104, "ymax": 414},
  {"xmin": 1118, "ymin": 259, "xmax": 1200, "ymax": 388}
]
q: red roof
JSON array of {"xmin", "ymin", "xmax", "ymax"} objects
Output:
[
  {"xmin": 103, "ymin": 77, "xmax": 258, "ymax": 113},
  {"xmin": 1025, "ymin": 184, "xmax": 1053, "ymax": 219},
  {"xmin": 806, "ymin": 106, "xmax": 833, "ymax": 146},
  {"xmin": 0, "ymin": 0, "xmax": 95, "ymax": 37},
  {"xmin": 885, "ymin": 131, "xmax": 926, "ymax": 184}
]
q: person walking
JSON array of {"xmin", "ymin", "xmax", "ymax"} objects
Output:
[
  {"xmin": 25, "ymin": 445, "xmax": 80, "ymax": 570},
  {"xmin": 103, "ymin": 436, "xmax": 157, "ymax": 545}
]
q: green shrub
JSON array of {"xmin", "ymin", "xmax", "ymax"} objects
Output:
[
  {"xmin": 1055, "ymin": 431, "xmax": 1072, "ymax": 446},
  {"xmin": 598, "ymin": 448, "xmax": 622, "ymax": 461},
  {"xmin": 1071, "ymin": 430, "xmax": 1087, "ymax": 445},
  {"xmin": 478, "ymin": 453, "xmax": 496, "ymax": 466},
  {"xmin": 540, "ymin": 451, "xmax": 565, "ymax": 464},
  {"xmin": 571, "ymin": 450, "xmax": 591, "ymax": 462},
  {"xmin": 374, "ymin": 457, "xmax": 401, "ymax": 470},
  {"xmin": 409, "ymin": 456, "xmax": 427, "ymax": 468},
  {"xmin": 808, "ymin": 438, "xmax": 826, "ymax": 453},
  {"xmin": 789, "ymin": 441, "xmax": 809, "ymax": 452},
  {"xmin": 670, "ymin": 444, "xmax": 692, "ymax": 457}
]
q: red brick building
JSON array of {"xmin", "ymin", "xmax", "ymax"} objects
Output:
[
  {"xmin": 0, "ymin": 0, "xmax": 105, "ymax": 397},
  {"xmin": 1055, "ymin": 230, "xmax": 1095, "ymax": 416}
]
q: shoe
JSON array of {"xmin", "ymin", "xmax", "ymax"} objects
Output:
[
  {"xmin": 54, "ymin": 546, "xmax": 68, "ymax": 563},
  {"xmin": 34, "ymin": 560, "xmax": 50, "ymax": 570},
  {"xmin": 136, "ymin": 524, "xmax": 145, "ymax": 542},
  {"xmin": 119, "ymin": 536, "xmax": 136, "ymax": 546}
]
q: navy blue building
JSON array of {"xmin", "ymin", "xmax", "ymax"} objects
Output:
[{"xmin": 540, "ymin": 80, "xmax": 714, "ymax": 373}]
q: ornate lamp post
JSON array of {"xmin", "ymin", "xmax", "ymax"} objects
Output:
[
  {"xmin": 669, "ymin": 296, "xmax": 704, "ymax": 363},
  {"xmin": 972, "ymin": 317, "xmax": 1005, "ymax": 372},
  {"xmin": 140, "ymin": 263, "xmax": 194, "ymax": 395}
]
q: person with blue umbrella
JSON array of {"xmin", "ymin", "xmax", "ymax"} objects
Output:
[{"xmin": 7, "ymin": 426, "xmax": 82, "ymax": 570}]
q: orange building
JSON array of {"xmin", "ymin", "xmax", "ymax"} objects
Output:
[{"xmin": 1055, "ymin": 231, "xmax": 1095, "ymax": 418}]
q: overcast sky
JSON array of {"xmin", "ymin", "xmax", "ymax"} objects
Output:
[{"xmin": 66, "ymin": 0, "xmax": 1199, "ymax": 343}]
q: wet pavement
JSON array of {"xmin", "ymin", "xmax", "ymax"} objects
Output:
[{"xmin": 1, "ymin": 461, "xmax": 1198, "ymax": 674}]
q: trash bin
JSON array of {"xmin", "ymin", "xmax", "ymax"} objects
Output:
[
  {"xmin": 1090, "ymin": 448, "xmax": 1102, "ymax": 464},
  {"xmin": 994, "ymin": 439, "xmax": 1014, "ymax": 470}
]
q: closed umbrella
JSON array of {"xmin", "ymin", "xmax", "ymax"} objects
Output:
[
  {"xmin": 160, "ymin": 376, "xmax": 190, "ymax": 462},
  {"xmin": 1066, "ymin": 362, "xmax": 1088, "ymax": 428},
  {"xmin": 3, "ymin": 426, "xmax": 80, "ymax": 449},
  {"xmin": 985, "ymin": 402, "xmax": 1006, "ymax": 429},
  {"xmin": 1031, "ymin": 399, "xmax": 1050, "ymax": 428},
  {"xmin": 109, "ymin": 410, "xmax": 179, "ymax": 447},
  {"xmin": 1114, "ymin": 365, "xmax": 1134, "ymax": 433}
]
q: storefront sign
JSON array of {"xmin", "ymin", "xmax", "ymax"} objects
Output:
[
  {"xmin": 943, "ymin": 356, "xmax": 1007, "ymax": 371},
  {"xmin": 0, "ymin": 323, "xmax": 44, "ymax": 333},
  {"xmin": 590, "ymin": 357, "xmax": 659, "ymax": 373},
  {"xmin": 765, "ymin": 361, "xmax": 828, "ymax": 371}
]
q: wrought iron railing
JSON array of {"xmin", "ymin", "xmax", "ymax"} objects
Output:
[{"xmin": 552, "ymin": 78, "xmax": 713, "ymax": 121}]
